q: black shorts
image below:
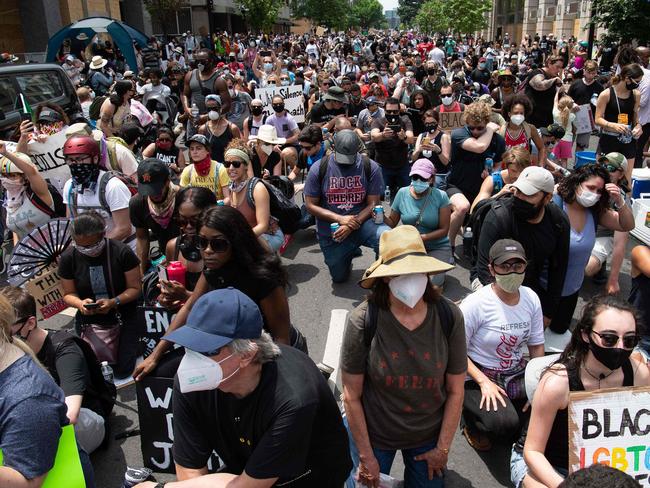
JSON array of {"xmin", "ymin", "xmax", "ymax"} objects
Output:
[{"xmin": 598, "ymin": 134, "xmax": 636, "ymax": 159}]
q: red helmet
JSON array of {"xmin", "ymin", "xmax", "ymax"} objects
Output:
[{"xmin": 63, "ymin": 135, "xmax": 99, "ymax": 159}]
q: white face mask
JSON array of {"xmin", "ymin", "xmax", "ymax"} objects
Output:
[
  {"xmin": 208, "ymin": 110, "xmax": 220, "ymax": 120},
  {"xmin": 228, "ymin": 88, "xmax": 236, "ymax": 97},
  {"xmin": 388, "ymin": 273, "xmax": 428, "ymax": 308},
  {"xmin": 261, "ymin": 143, "xmax": 273, "ymax": 155},
  {"xmin": 576, "ymin": 186, "xmax": 601, "ymax": 208},
  {"xmin": 177, "ymin": 349, "xmax": 237, "ymax": 393},
  {"xmin": 510, "ymin": 114, "xmax": 525, "ymax": 126},
  {"xmin": 494, "ymin": 272, "xmax": 525, "ymax": 293},
  {"xmin": 441, "ymin": 95, "xmax": 453, "ymax": 105}
]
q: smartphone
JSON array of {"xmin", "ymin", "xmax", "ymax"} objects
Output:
[
  {"xmin": 158, "ymin": 265, "xmax": 169, "ymax": 283},
  {"xmin": 84, "ymin": 303, "xmax": 100, "ymax": 310},
  {"xmin": 388, "ymin": 124, "xmax": 401, "ymax": 133},
  {"xmin": 20, "ymin": 112, "xmax": 32, "ymax": 122},
  {"xmin": 422, "ymin": 136, "xmax": 431, "ymax": 146}
]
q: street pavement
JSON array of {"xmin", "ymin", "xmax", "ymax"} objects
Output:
[{"xmin": 46, "ymin": 220, "xmax": 637, "ymax": 488}]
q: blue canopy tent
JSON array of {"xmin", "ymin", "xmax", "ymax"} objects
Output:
[{"xmin": 46, "ymin": 17, "xmax": 149, "ymax": 72}]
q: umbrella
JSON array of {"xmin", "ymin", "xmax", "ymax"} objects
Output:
[{"xmin": 8, "ymin": 218, "xmax": 72, "ymax": 286}]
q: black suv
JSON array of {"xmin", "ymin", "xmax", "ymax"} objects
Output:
[{"xmin": 0, "ymin": 63, "xmax": 81, "ymax": 139}]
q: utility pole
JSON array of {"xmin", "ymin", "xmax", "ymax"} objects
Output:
[
  {"xmin": 207, "ymin": 0, "xmax": 214, "ymax": 44},
  {"xmin": 587, "ymin": 0, "xmax": 596, "ymax": 60}
]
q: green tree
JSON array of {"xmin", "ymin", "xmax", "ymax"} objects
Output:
[
  {"xmin": 143, "ymin": 0, "xmax": 189, "ymax": 36},
  {"xmin": 291, "ymin": 0, "xmax": 350, "ymax": 30},
  {"xmin": 236, "ymin": 0, "xmax": 284, "ymax": 32},
  {"xmin": 397, "ymin": 0, "xmax": 420, "ymax": 27},
  {"xmin": 589, "ymin": 0, "xmax": 650, "ymax": 44},
  {"xmin": 414, "ymin": 0, "xmax": 449, "ymax": 35},
  {"xmin": 445, "ymin": 0, "xmax": 491, "ymax": 34},
  {"xmin": 350, "ymin": 0, "xmax": 386, "ymax": 30}
]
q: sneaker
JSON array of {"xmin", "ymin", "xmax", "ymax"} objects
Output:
[{"xmin": 123, "ymin": 467, "xmax": 154, "ymax": 488}]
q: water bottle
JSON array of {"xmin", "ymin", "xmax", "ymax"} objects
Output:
[
  {"xmin": 166, "ymin": 261, "xmax": 187, "ymax": 287},
  {"xmin": 101, "ymin": 361, "xmax": 114, "ymax": 384},
  {"xmin": 384, "ymin": 187, "xmax": 391, "ymax": 204},
  {"xmin": 463, "ymin": 227, "xmax": 473, "ymax": 259},
  {"xmin": 322, "ymin": 127, "xmax": 329, "ymax": 140},
  {"xmin": 190, "ymin": 102, "xmax": 199, "ymax": 123},
  {"xmin": 484, "ymin": 157, "xmax": 494, "ymax": 173},
  {"xmin": 217, "ymin": 199, "xmax": 225, "ymax": 206}
]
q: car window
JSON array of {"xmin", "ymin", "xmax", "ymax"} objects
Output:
[
  {"xmin": 16, "ymin": 72, "xmax": 65, "ymax": 106},
  {"xmin": 0, "ymin": 77, "xmax": 17, "ymax": 113}
]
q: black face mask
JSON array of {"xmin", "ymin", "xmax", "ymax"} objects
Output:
[
  {"xmin": 425, "ymin": 123, "xmax": 438, "ymax": 132},
  {"xmin": 589, "ymin": 340, "xmax": 633, "ymax": 371},
  {"xmin": 69, "ymin": 164, "xmax": 100, "ymax": 189},
  {"xmin": 202, "ymin": 262, "xmax": 237, "ymax": 289},
  {"xmin": 427, "ymin": 68, "xmax": 437, "ymax": 76},
  {"xmin": 626, "ymin": 81, "xmax": 640, "ymax": 91},
  {"xmin": 272, "ymin": 103, "xmax": 285, "ymax": 113},
  {"xmin": 512, "ymin": 196, "xmax": 542, "ymax": 220},
  {"xmin": 251, "ymin": 106, "xmax": 264, "ymax": 116},
  {"xmin": 178, "ymin": 234, "xmax": 202, "ymax": 262}
]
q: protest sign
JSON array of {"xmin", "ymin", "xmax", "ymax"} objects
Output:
[
  {"xmin": 24, "ymin": 266, "xmax": 66, "ymax": 320},
  {"xmin": 575, "ymin": 104, "xmax": 595, "ymax": 135},
  {"xmin": 25, "ymin": 130, "xmax": 71, "ymax": 194},
  {"xmin": 138, "ymin": 306, "xmax": 177, "ymax": 358},
  {"xmin": 136, "ymin": 376, "xmax": 220, "ymax": 473},
  {"xmin": 255, "ymin": 84, "xmax": 305, "ymax": 123},
  {"xmin": 439, "ymin": 111, "xmax": 465, "ymax": 132},
  {"xmin": 569, "ymin": 386, "xmax": 650, "ymax": 484}
]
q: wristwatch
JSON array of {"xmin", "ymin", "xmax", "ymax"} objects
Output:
[
  {"xmin": 114, "ymin": 296, "xmax": 121, "ymax": 307},
  {"xmin": 437, "ymin": 446, "xmax": 450, "ymax": 454},
  {"xmin": 154, "ymin": 483, "xmax": 166, "ymax": 488}
]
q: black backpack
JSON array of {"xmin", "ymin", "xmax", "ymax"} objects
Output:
[
  {"xmin": 88, "ymin": 95, "xmax": 108, "ymax": 121},
  {"xmin": 363, "ymin": 297, "xmax": 455, "ymax": 347},
  {"xmin": 50, "ymin": 330, "xmax": 117, "ymax": 420},
  {"xmin": 246, "ymin": 177, "xmax": 302, "ymax": 235},
  {"xmin": 68, "ymin": 171, "xmax": 138, "ymax": 216},
  {"xmin": 467, "ymin": 193, "xmax": 515, "ymax": 270},
  {"xmin": 27, "ymin": 182, "xmax": 66, "ymax": 218}
]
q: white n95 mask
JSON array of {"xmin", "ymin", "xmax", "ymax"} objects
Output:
[{"xmin": 177, "ymin": 349, "xmax": 235, "ymax": 393}]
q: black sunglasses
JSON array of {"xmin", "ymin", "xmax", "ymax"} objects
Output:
[
  {"xmin": 591, "ymin": 330, "xmax": 640, "ymax": 350},
  {"xmin": 300, "ymin": 144, "xmax": 314, "ymax": 151},
  {"xmin": 411, "ymin": 174, "xmax": 429, "ymax": 182},
  {"xmin": 223, "ymin": 160, "xmax": 243, "ymax": 168},
  {"xmin": 468, "ymin": 125, "xmax": 486, "ymax": 132},
  {"xmin": 198, "ymin": 236, "xmax": 230, "ymax": 253}
]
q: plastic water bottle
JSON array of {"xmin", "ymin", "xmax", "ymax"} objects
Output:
[
  {"xmin": 463, "ymin": 227, "xmax": 473, "ymax": 259},
  {"xmin": 190, "ymin": 102, "xmax": 199, "ymax": 123},
  {"xmin": 384, "ymin": 187, "xmax": 391, "ymax": 204},
  {"xmin": 484, "ymin": 157, "xmax": 494, "ymax": 173},
  {"xmin": 101, "ymin": 361, "xmax": 114, "ymax": 384}
]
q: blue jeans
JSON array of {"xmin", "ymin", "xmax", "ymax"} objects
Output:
[
  {"xmin": 343, "ymin": 416, "xmax": 444, "ymax": 488},
  {"xmin": 319, "ymin": 219, "xmax": 390, "ymax": 283},
  {"xmin": 435, "ymin": 173, "xmax": 449, "ymax": 191},
  {"xmin": 381, "ymin": 164, "xmax": 411, "ymax": 203}
]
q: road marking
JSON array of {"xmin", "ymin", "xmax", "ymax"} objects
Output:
[{"xmin": 322, "ymin": 309, "xmax": 348, "ymax": 395}]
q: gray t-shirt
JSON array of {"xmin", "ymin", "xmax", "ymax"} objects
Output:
[
  {"xmin": 341, "ymin": 299, "xmax": 467, "ymax": 450},
  {"xmin": 227, "ymin": 91, "xmax": 252, "ymax": 130}
]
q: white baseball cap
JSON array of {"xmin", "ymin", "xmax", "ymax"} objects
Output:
[{"xmin": 513, "ymin": 166, "xmax": 555, "ymax": 195}]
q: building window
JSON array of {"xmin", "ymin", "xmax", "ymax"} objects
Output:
[{"xmin": 152, "ymin": 7, "xmax": 192, "ymax": 36}]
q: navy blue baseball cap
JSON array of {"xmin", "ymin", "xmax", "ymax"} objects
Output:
[{"xmin": 164, "ymin": 288, "xmax": 263, "ymax": 353}]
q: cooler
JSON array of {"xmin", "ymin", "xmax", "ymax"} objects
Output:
[
  {"xmin": 631, "ymin": 168, "xmax": 650, "ymax": 199},
  {"xmin": 630, "ymin": 196, "xmax": 650, "ymax": 246}
]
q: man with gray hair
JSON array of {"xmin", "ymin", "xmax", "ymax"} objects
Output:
[{"xmin": 137, "ymin": 288, "xmax": 352, "ymax": 488}]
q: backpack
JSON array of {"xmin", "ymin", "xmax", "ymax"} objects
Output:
[
  {"xmin": 247, "ymin": 115, "xmax": 267, "ymax": 134},
  {"xmin": 68, "ymin": 171, "xmax": 137, "ymax": 217},
  {"xmin": 105, "ymin": 137, "xmax": 130, "ymax": 172},
  {"xmin": 363, "ymin": 297, "xmax": 454, "ymax": 348},
  {"xmin": 518, "ymin": 68, "xmax": 541, "ymax": 94},
  {"xmin": 50, "ymin": 330, "xmax": 117, "ymax": 420},
  {"xmin": 27, "ymin": 183, "xmax": 66, "ymax": 218},
  {"xmin": 467, "ymin": 193, "xmax": 515, "ymax": 270},
  {"xmin": 246, "ymin": 177, "xmax": 302, "ymax": 234},
  {"xmin": 88, "ymin": 95, "xmax": 108, "ymax": 121}
]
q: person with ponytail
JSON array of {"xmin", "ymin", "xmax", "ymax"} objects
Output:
[
  {"xmin": 551, "ymin": 92, "xmax": 576, "ymax": 168},
  {"xmin": 595, "ymin": 63, "xmax": 644, "ymax": 183},
  {"xmin": 98, "ymin": 79, "xmax": 136, "ymax": 138},
  {"xmin": 510, "ymin": 295, "xmax": 650, "ymax": 488}
]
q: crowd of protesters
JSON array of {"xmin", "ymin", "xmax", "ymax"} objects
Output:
[{"xmin": 0, "ymin": 25, "xmax": 649, "ymax": 488}]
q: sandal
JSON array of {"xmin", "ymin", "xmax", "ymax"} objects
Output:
[{"xmin": 462, "ymin": 426, "xmax": 492, "ymax": 451}]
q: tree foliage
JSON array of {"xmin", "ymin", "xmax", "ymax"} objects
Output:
[
  {"xmin": 414, "ymin": 0, "xmax": 490, "ymax": 34},
  {"xmin": 589, "ymin": 0, "xmax": 650, "ymax": 44},
  {"xmin": 349, "ymin": 0, "xmax": 386, "ymax": 30},
  {"xmin": 397, "ymin": 0, "xmax": 421, "ymax": 27},
  {"xmin": 291, "ymin": 0, "xmax": 350, "ymax": 30},
  {"xmin": 236, "ymin": 0, "xmax": 284, "ymax": 32},
  {"xmin": 143, "ymin": 0, "xmax": 188, "ymax": 36}
]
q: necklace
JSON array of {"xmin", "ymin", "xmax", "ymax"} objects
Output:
[{"xmin": 582, "ymin": 364, "xmax": 615, "ymax": 389}]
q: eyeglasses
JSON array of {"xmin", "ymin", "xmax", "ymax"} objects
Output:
[
  {"xmin": 494, "ymin": 261, "xmax": 526, "ymax": 273},
  {"xmin": 198, "ymin": 236, "xmax": 230, "ymax": 253},
  {"xmin": 224, "ymin": 160, "xmax": 244, "ymax": 168},
  {"xmin": 322, "ymin": 82, "xmax": 331, "ymax": 86},
  {"xmin": 411, "ymin": 174, "xmax": 429, "ymax": 182},
  {"xmin": 468, "ymin": 125, "xmax": 486, "ymax": 132},
  {"xmin": 177, "ymin": 216, "xmax": 201, "ymax": 228},
  {"xmin": 300, "ymin": 144, "xmax": 314, "ymax": 151},
  {"xmin": 591, "ymin": 330, "xmax": 640, "ymax": 350}
]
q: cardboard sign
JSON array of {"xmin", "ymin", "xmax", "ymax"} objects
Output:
[
  {"xmin": 438, "ymin": 111, "xmax": 465, "ymax": 132},
  {"xmin": 569, "ymin": 386, "xmax": 650, "ymax": 483},
  {"xmin": 138, "ymin": 306, "xmax": 177, "ymax": 358},
  {"xmin": 25, "ymin": 130, "xmax": 71, "ymax": 194},
  {"xmin": 576, "ymin": 104, "xmax": 595, "ymax": 135},
  {"xmin": 24, "ymin": 266, "xmax": 66, "ymax": 320},
  {"xmin": 136, "ymin": 376, "xmax": 220, "ymax": 473},
  {"xmin": 254, "ymin": 85, "xmax": 305, "ymax": 123}
]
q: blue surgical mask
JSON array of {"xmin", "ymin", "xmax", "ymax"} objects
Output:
[{"xmin": 411, "ymin": 179, "xmax": 430, "ymax": 194}]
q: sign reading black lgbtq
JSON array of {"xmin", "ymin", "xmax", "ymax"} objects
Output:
[
  {"xmin": 139, "ymin": 307, "xmax": 177, "ymax": 358},
  {"xmin": 136, "ymin": 376, "xmax": 220, "ymax": 473}
]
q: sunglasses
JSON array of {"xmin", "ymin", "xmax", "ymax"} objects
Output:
[
  {"xmin": 591, "ymin": 330, "xmax": 640, "ymax": 350},
  {"xmin": 322, "ymin": 82, "xmax": 331, "ymax": 86},
  {"xmin": 411, "ymin": 174, "xmax": 429, "ymax": 182},
  {"xmin": 385, "ymin": 110, "xmax": 399, "ymax": 115},
  {"xmin": 177, "ymin": 216, "xmax": 201, "ymax": 228},
  {"xmin": 223, "ymin": 160, "xmax": 243, "ymax": 168},
  {"xmin": 604, "ymin": 163, "xmax": 622, "ymax": 173},
  {"xmin": 468, "ymin": 125, "xmax": 486, "ymax": 132},
  {"xmin": 198, "ymin": 236, "xmax": 230, "ymax": 253},
  {"xmin": 300, "ymin": 144, "xmax": 314, "ymax": 151}
]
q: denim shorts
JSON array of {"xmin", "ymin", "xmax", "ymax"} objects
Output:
[{"xmin": 510, "ymin": 445, "xmax": 568, "ymax": 488}]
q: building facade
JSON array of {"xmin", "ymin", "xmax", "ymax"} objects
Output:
[{"xmin": 385, "ymin": 9, "xmax": 400, "ymax": 30}]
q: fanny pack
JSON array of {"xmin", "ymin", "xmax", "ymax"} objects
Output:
[{"xmin": 478, "ymin": 358, "xmax": 527, "ymax": 399}]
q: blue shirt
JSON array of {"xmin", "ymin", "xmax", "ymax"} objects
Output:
[
  {"xmin": 304, "ymin": 154, "xmax": 384, "ymax": 237},
  {"xmin": 560, "ymin": 199, "xmax": 597, "ymax": 296},
  {"xmin": 391, "ymin": 186, "xmax": 451, "ymax": 251},
  {"xmin": 0, "ymin": 355, "xmax": 68, "ymax": 479}
]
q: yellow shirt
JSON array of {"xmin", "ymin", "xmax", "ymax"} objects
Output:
[{"xmin": 180, "ymin": 161, "xmax": 230, "ymax": 199}]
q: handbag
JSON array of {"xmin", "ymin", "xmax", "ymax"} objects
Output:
[
  {"xmin": 79, "ymin": 239, "xmax": 123, "ymax": 365},
  {"xmin": 479, "ymin": 358, "xmax": 527, "ymax": 400}
]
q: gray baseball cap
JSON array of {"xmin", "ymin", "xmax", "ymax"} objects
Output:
[{"xmin": 333, "ymin": 129, "xmax": 360, "ymax": 165}]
